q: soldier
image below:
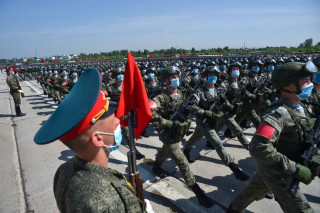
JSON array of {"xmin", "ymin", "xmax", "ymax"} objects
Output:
[
  {"xmin": 303, "ymin": 68, "xmax": 320, "ymax": 116},
  {"xmin": 151, "ymin": 66, "xmax": 214, "ymax": 208},
  {"xmin": 182, "ymin": 66, "xmax": 249, "ymax": 181},
  {"xmin": 6, "ymin": 68, "xmax": 27, "ymax": 116},
  {"xmin": 219, "ymin": 61, "xmax": 251, "ymax": 148},
  {"xmin": 60, "ymin": 70, "xmax": 72, "ymax": 97},
  {"xmin": 51, "ymin": 70, "xmax": 63, "ymax": 104},
  {"xmin": 34, "ymin": 68, "xmax": 150, "ymax": 213},
  {"xmin": 227, "ymin": 61, "xmax": 320, "ymax": 213},
  {"xmin": 236, "ymin": 58, "xmax": 264, "ymax": 129}
]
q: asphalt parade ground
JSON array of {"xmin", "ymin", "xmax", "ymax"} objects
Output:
[{"xmin": 1, "ymin": 71, "xmax": 319, "ymax": 213}]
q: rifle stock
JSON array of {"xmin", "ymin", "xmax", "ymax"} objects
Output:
[{"xmin": 123, "ymin": 110, "xmax": 146, "ymax": 208}]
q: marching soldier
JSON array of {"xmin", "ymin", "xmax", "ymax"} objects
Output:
[
  {"xmin": 151, "ymin": 66, "xmax": 214, "ymax": 208},
  {"xmin": 182, "ymin": 65, "xmax": 249, "ymax": 181},
  {"xmin": 235, "ymin": 58, "xmax": 264, "ymax": 129},
  {"xmin": 227, "ymin": 61, "xmax": 320, "ymax": 213}
]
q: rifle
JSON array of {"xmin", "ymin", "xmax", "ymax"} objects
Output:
[
  {"xmin": 203, "ymin": 86, "xmax": 227, "ymax": 124},
  {"xmin": 224, "ymin": 79, "xmax": 248, "ymax": 116},
  {"xmin": 248, "ymin": 75, "xmax": 267, "ymax": 104},
  {"xmin": 289, "ymin": 116, "xmax": 320, "ymax": 197},
  {"xmin": 15, "ymin": 75, "xmax": 25, "ymax": 98},
  {"xmin": 159, "ymin": 91, "xmax": 198, "ymax": 139},
  {"xmin": 121, "ymin": 110, "xmax": 145, "ymax": 208}
]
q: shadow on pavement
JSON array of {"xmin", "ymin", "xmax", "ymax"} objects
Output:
[{"xmin": 58, "ymin": 150, "xmax": 75, "ymax": 162}]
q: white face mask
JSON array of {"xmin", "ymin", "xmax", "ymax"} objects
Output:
[{"xmin": 96, "ymin": 124, "xmax": 122, "ymax": 152}]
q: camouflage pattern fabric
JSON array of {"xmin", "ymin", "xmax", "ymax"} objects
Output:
[
  {"xmin": 230, "ymin": 98, "xmax": 316, "ymax": 213},
  {"xmin": 54, "ymin": 156, "xmax": 144, "ymax": 213},
  {"xmin": 6, "ymin": 75, "xmax": 21, "ymax": 106}
]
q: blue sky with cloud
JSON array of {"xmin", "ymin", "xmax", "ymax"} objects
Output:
[{"xmin": 0, "ymin": 0, "xmax": 319, "ymax": 58}]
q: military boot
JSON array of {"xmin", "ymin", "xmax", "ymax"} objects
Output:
[
  {"xmin": 224, "ymin": 128, "xmax": 236, "ymax": 138},
  {"xmin": 135, "ymin": 149, "xmax": 145, "ymax": 160},
  {"xmin": 141, "ymin": 129, "xmax": 150, "ymax": 138},
  {"xmin": 240, "ymin": 119, "xmax": 251, "ymax": 129},
  {"xmin": 183, "ymin": 149, "xmax": 195, "ymax": 163},
  {"xmin": 152, "ymin": 161, "xmax": 167, "ymax": 179},
  {"xmin": 190, "ymin": 183, "xmax": 214, "ymax": 208},
  {"xmin": 228, "ymin": 162, "xmax": 249, "ymax": 181},
  {"xmin": 15, "ymin": 106, "xmax": 27, "ymax": 117}
]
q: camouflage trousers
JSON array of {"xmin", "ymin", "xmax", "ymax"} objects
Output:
[
  {"xmin": 235, "ymin": 104, "xmax": 261, "ymax": 129},
  {"xmin": 184, "ymin": 119, "xmax": 234, "ymax": 165},
  {"xmin": 155, "ymin": 136, "xmax": 196, "ymax": 187},
  {"xmin": 215, "ymin": 114, "xmax": 250, "ymax": 150},
  {"xmin": 230, "ymin": 169, "xmax": 314, "ymax": 213},
  {"xmin": 52, "ymin": 89, "xmax": 62, "ymax": 103},
  {"xmin": 10, "ymin": 90, "xmax": 21, "ymax": 106}
]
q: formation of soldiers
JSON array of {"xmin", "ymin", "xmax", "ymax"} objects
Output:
[{"xmin": 12, "ymin": 54, "xmax": 320, "ymax": 210}]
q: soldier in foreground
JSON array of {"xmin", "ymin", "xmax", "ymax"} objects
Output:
[
  {"xmin": 34, "ymin": 68, "xmax": 149, "ymax": 213},
  {"xmin": 6, "ymin": 67, "xmax": 27, "ymax": 116},
  {"xmin": 227, "ymin": 61, "xmax": 320, "ymax": 213}
]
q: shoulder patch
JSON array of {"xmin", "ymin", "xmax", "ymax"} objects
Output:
[{"xmin": 255, "ymin": 123, "xmax": 275, "ymax": 139}]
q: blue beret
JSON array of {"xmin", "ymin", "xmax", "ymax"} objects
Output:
[{"xmin": 34, "ymin": 67, "xmax": 117, "ymax": 144}]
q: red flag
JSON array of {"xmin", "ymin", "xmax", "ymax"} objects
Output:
[
  {"xmin": 12, "ymin": 65, "xmax": 17, "ymax": 72},
  {"xmin": 116, "ymin": 52, "xmax": 152, "ymax": 139},
  {"xmin": 41, "ymin": 58, "xmax": 45, "ymax": 63}
]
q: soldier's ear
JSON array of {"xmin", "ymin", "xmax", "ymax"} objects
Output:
[{"xmin": 90, "ymin": 132, "xmax": 104, "ymax": 148}]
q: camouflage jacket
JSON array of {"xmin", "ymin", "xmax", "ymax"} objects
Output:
[
  {"xmin": 249, "ymin": 98, "xmax": 316, "ymax": 177},
  {"xmin": 6, "ymin": 75, "xmax": 19, "ymax": 91},
  {"xmin": 54, "ymin": 156, "xmax": 144, "ymax": 213},
  {"xmin": 106, "ymin": 82, "xmax": 122, "ymax": 102}
]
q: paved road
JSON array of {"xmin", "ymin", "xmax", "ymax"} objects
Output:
[{"xmin": 0, "ymin": 72, "xmax": 319, "ymax": 213}]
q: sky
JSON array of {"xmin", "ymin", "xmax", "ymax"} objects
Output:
[{"xmin": 0, "ymin": 0, "xmax": 319, "ymax": 59}]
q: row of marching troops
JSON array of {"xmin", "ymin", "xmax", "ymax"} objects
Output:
[{"xmin": 17, "ymin": 54, "xmax": 320, "ymax": 210}]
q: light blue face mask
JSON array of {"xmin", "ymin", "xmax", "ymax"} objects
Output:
[
  {"xmin": 231, "ymin": 70, "xmax": 240, "ymax": 78},
  {"xmin": 267, "ymin": 66, "xmax": 275, "ymax": 71},
  {"xmin": 151, "ymin": 81, "xmax": 157, "ymax": 87},
  {"xmin": 194, "ymin": 74, "xmax": 199, "ymax": 80},
  {"xmin": 11, "ymin": 71, "xmax": 15, "ymax": 76},
  {"xmin": 53, "ymin": 71, "xmax": 58, "ymax": 74},
  {"xmin": 251, "ymin": 66, "xmax": 260, "ymax": 72},
  {"xmin": 208, "ymin": 75, "xmax": 217, "ymax": 84},
  {"xmin": 297, "ymin": 83, "xmax": 314, "ymax": 100},
  {"xmin": 117, "ymin": 74, "xmax": 124, "ymax": 82},
  {"xmin": 142, "ymin": 70, "xmax": 146, "ymax": 75},
  {"xmin": 220, "ymin": 65, "xmax": 226, "ymax": 70},
  {"xmin": 148, "ymin": 73, "xmax": 155, "ymax": 79},
  {"xmin": 243, "ymin": 64, "xmax": 248, "ymax": 68},
  {"xmin": 170, "ymin": 78, "xmax": 180, "ymax": 88},
  {"xmin": 98, "ymin": 124, "xmax": 122, "ymax": 153},
  {"xmin": 192, "ymin": 69, "xmax": 199, "ymax": 74}
]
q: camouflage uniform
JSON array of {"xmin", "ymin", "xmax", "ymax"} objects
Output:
[
  {"xmin": 217, "ymin": 78, "xmax": 250, "ymax": 149},
  {"xmin": 151, "ymin": 88, "xmax": 195, "ymax": 186},
  {"xmin": 229, "ymin": 98, "xmax": 316, "ymax": 213},
  {"xmin": 51, "ymin": 74, "xmax": 62, "ymax": 104},
  {"xmin": 183, "ymin": 84, "xmax": 234, "ymax": 165},
  {"xmin": 6, "ymin": 75, "xmax": 21, "ymax": 106},
  {"xmin": 54, "ymin": 156, "xmax": 144, "ymax": 213},
  {"xmin": 235, "ymin": 72, "xmax": 262, "ymax": 128}
]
